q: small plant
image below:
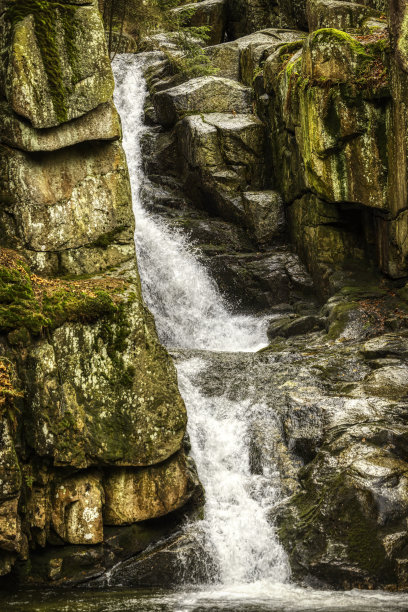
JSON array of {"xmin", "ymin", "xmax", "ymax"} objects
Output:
[{"xmin": 0, "ymin": 357, "xmax": 23, "ymax": 433}]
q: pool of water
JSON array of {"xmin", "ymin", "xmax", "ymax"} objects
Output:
[{"xmin": 1, "ymin": 583, "xmax": 407, "ymax": 612}]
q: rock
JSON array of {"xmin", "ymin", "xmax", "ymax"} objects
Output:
[
  {"xmin": 287, "ymin": 194, "xmax": 369, "ymax": 294},
  {"xmin": 153, "ymin": 77, "xmax": 253, "ymax": 126},
  {"xmin": 307, "ymin": 0, "xmax": 379, "ymax": 32},
  {"xmin": 51, "ymin": 472, "xmax": 104, "ymax": 545},
  {"xmin": 0, "ymin": 101, "xmax": 121, "ymax": 152},
  {"xmin": 240, "ymin": 29, "xmax": 306, "ymax": 86},
  {"xmin": 103, "ymin": 452, "xmax": 200, "ymax": 524},
  {"xmin": 0, "ymin": 141, "xmax": 133, "ymax": 256},
  {"xmin": 267, "ymin": 314, "xmax": 324, "ymax": 339},
  {"xmin": 177, "ymin": 112, "xmax": 265, "ymax": 222},
  {"xmin": 0, "ymin": 420, "xmax": 22, "ymax": 554},
  {"xmin": 363, "ymin": 365, "xmax": 408, "ymax": 399},
  {"xmin": 105, "ymin": 529, "xmax": 214, "ymax": 586},
  {"xmin": 23, "ymin": 297, "xmax": 187, "ymax": 469},
  {"xmin": 242, "ymin": 190, "xmax": 286, "ymax": 245},
  {"xmin": 278, "ymin": 424, "xmax": 408, "ymax": 588},
  {"xmin": 172, "ymin": 0, "xmax": 227, "ymax": 45},
  {"xmin": 3, "ymin": 4, "xmax": 114, "ymax": 128},
  {"xmin": 205, "ymin": 41, "xmax": 240, "ymax": 80},
  {"xmin": 303, "ymin": 27, "xmax": 374, "ymax": 82},
  {"xmin": 361, "ymin": 334, "xmax": 408, "ymax": 359}
]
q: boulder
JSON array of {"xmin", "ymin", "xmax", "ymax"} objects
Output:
[
  {"xmin": 23, "ymin": 298, "xmax": 187, "ymax": 469},
  {"xmin": 0, "ymin": 101, "xmax": 121, "ymax": 152},
  {"xmin": 103, "ymin": 452, "xmax": 200, "ymax": 524},
  {"xmin": 278, "ymin": 424, "xmax": 408, "ymax": 588},
  {"xmin": 51, "ymin": 472, "xmax": 104, "ymax": 545},
  {"xmin": 240, "ymin": 29, "xmax": 306, "ymax": 86},
  {"xmin": 153, "ymin": 77, "xmax": 253, "ymax": 126},
  {"xmin": 307, "ymin": 0, "xmax": 379, "ymax": 32},
  {"xmin": 205, "ymin": 41, "xmax": 240, "ymax": 80},
  {"xmin": 105, "ymin": 529, "xmax": 214, "ymax": 586},
  {"xmin": 3, "ymin": 3, "xmax": 114, "ymax": 128},
  {"xmin": 171, "ymin": 0, "xmax": 227, "ymax": 45},
  {"xmin": 177, "ymin": 112, "xmax": 265, "ymax": 222},
  {"xmin": 242, "ymin": 190, "xmax": 286, "ymax": 245},
  {"xmin": 0, "ymin": 141, "xmax": 133, "ymax": 255}
]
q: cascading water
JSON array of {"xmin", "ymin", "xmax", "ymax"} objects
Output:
[{"xmin": 113, "ymin": 53, "xmax": 290, "ymax": 586}]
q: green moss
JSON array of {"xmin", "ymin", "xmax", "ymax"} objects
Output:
[
  {"xmin": 0, "ymin": 252, "xmax": 120, "ymax": 338},
  {"xmin": 89, "ymin": 226, "xmax": 126, "ymax": 250},
  {"xmin": 327, "ymin": 301, "xmax": 359, "ymax": 339},
  {"xmin": 311, "ymin": 28, "xmax": 371, "ymax": 58},
  {"xmin": 6, "ymin": 0, "xmax": 81, "ymax": 123}
]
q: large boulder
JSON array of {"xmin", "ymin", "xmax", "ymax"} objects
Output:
[
  {"xmin": 172, "ymin": 0, "xmax": 227, "ymax": 45},
  {"xmin": 177, "ymin": 112, "xmax": 265, "ymax": 222},
  {"xmin": 153, "ymin": 77, "xmax": 253, "ymax": 126},
  {"xmin": 307, "ymin": 0, "xmax": 380, "ymax": 32},
  {"xmin": 278, "ymin": 423, "xmax": 408, "ymax": 589},
  {"xmin": 103, "ymin": 452, "xmax": 200, "ymax": 524},
  {"xmin": 2, "ymin": 1, "xmax": 114, "ymax": 128}
]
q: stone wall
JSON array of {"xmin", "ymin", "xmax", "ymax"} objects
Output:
[{"xmin": 0, "ymin": 0, "xmax": 201, "ymax": 585}]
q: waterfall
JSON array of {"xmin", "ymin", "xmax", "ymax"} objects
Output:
[{"xmin": 113, "ymin": 54, "xmax": 290, "ymax": 585}]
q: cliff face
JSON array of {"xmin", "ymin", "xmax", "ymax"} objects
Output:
[
  {"xmin": 0, "ymin": 0, "xmax": 201, "ymax": 585},
  {"xmin": 139, "ymin": 0, "xmax": 408, "ymax": 590}
]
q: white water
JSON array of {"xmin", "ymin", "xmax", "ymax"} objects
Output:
[{"xmin": 113, "ymin": 53, "xmax": 289, "ymax": 586}]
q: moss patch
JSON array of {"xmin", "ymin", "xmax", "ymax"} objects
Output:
[
  {"xmin": 6, "ymin": 0, "xmax": 81, "ymax": 123},
  {"xmin": 0, "ymin": 248, "xmax": 128, "ymax": 338}
]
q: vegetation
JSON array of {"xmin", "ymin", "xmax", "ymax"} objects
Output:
[
  {"xmin": 98, "ymin": 0, "xmax": 216, "ymax": 77},
  {"xmin": 0, "ymin": 249, "xmax": 128, "ymax": 338}
]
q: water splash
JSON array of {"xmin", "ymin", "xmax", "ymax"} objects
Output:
[
  {"xmin": 113, "ymin": 54, "xmax": 267, "ymax": 353},
  {"xmin": 113, "ymin": 54, "xmax": 289, "ymax": 586}
]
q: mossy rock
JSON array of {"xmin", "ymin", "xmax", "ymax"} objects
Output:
[{"xmin": 4, "ymin": 0, "xmax": 114, "ymax": 127}]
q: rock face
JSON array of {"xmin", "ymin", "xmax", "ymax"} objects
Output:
[
  {"xmin": 0, "ymin": 0, "xmax": 201, "ymax": 585},
  {"xmin": 142, "ymin": 0, "xmax": 408, "ymax": 592}
]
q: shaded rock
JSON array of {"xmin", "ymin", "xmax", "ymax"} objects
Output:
[
  {"xmin": 0, "ymin": 101, "xmax": 121, "ymax": 152},
  {"xmin": 103, "ymin": 452, "xmax": 200, "ymax": 524},
  {"xmin": 105, "ymin": 529, "xmax": 214, "ymax": 586},
  {"xmin": 242, "ymin": 190, "xmax": 286, "ymax": 245},
  {"xmin": 172, "ymin": 0, "xmax": 227, "ymax": 45},
  {"xmin": 51, "ymin": 472, "xmax": 104, "ymax": 545},
  {"xmin": 267, "ymin": 314, "xmax": 324, "ymax": 340},
  {"xmin": 0, "ymin": 420, "xmax": 22, "ymax": 555},
  {"xmin": 153, "ymin": 77, "xmax": 253, "ymax": 126}
]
